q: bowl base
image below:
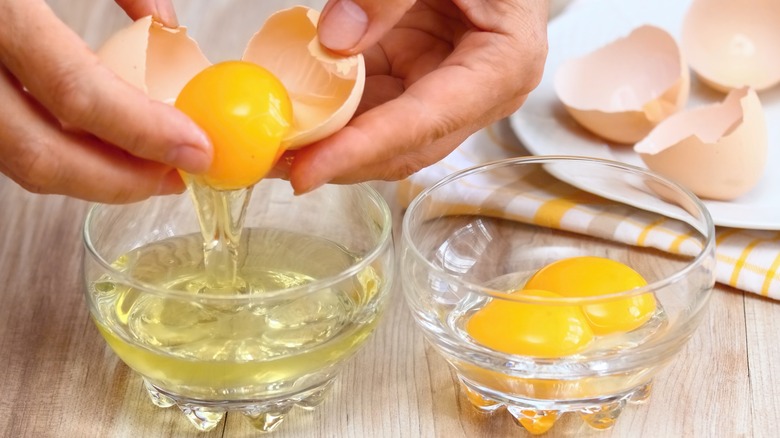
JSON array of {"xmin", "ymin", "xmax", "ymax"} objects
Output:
[
  {"xmin": 143, "ymin": 378, "xmax": 336, "ymax": 432},
  {"xmin": 460, "ymin": 378, "xmax": 653, "ymax": 435}
]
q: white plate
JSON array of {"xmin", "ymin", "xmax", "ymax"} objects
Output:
[{"xmin": 509, "ymin": 0, "xmax": 780, "ymax": 230}]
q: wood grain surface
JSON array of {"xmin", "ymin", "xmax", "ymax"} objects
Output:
[{"xmin": 0, "ymin": 1, "xmax": 776, "ymax": 436}]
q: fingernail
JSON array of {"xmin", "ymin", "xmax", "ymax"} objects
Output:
[
  {"xmin": 156, "ymin": 170, "xmax": 186, "ymax": 195},
  {"xmin": 294, "ymin": 180, "xmax": 328, "ymax": 196},
  {"xmin": 318, "ymin": 0, "xmax": 368, "ymax": 51},
  {"xmin": 167, "ymin": 144, "xmax": 211, "ymax": 174},
  {"xmin": 267, "ymin": 153, "xmax": 295, "ymax": 180},
  {"xmin": 155, "ymin": 0, "xmax": 179, "ymax": 27}
]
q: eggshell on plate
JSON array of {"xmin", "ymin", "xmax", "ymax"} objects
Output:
[
  {"xmin": 554, "ymin": 25, "xmax": 689, "ymax": 144},
  {"xmin": 634, "ymin": 87, "xmax": 767, "ymax": 201},
  {"xmin": 242, "ymin": 6, "xmax": 365, "ymax": 149},
  {"xmin": 681, "ymin": 0, "xmax": 780, "ymax": 93},
  {"xmin": 97, "ymin": 6, "xmax": 365, "ymax": 149},
  {"xmin": 96, "ymin": 16, "xmax": 210, "ymax": 104}
]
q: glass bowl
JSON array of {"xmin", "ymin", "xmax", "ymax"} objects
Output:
[
  {"xmin": 400, "ymin": 156, "xmax": 715, "ymax": 434},
  {"xmin": 83, "ymin": 179, "xmax": 394, "ymax": 432}
]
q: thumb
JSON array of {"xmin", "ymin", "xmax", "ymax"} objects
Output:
[
  {"xmin": 115, "ymin": 0, "xmax": 179, "ymax": 27},
  {"xmin": 317, "ymin": 0, "xmax": 416, "ymax": 54}
]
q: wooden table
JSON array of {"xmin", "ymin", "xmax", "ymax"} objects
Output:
[{"xmin": 1, "ymin": 1, "xmax": 777, "ymax": 436}]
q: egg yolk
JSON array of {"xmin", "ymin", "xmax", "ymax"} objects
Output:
[
  {"xmin": 524, "ymin": 256, "xmax": 656, "ymax": 335},
  {"xmin": 465, "ymin": 289, "xmax": 594, "ymax": 358},
  {"xmin": 175, "ymin": 61, "xmax": 293, "ymax": 190}
]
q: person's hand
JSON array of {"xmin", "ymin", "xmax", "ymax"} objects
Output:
[
  {"xmin": 0, "ymin": 0, "xmax": 211, "ymax": 203},
  {"xmin": 284, "ymin": 0, "xmax": 548, "ymax": 194}
]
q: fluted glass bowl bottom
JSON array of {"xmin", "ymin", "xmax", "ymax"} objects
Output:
[
  {"xmin": 83, "ymin": 180, "xmax": 394, "ymax": 432},
  {"xmin": 400, "ymin": 156, "xmax": 716, "ymax": 434}
]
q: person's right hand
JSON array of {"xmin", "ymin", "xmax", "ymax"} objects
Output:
[
  {"xmin": 0, "ymin": 0, "xmax": 211, "ymax": 203},
  {"xmin": 283, "ymin": 0, "xmax": 548, "ymax": 194}
]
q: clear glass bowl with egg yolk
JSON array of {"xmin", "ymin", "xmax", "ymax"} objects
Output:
[{"xmin": 400, "ymin": 156, "xmax": 715, "ymax": 435}]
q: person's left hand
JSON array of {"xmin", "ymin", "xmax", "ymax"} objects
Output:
[
  {"xmin": 0, "ymin": 0, "xmax": 210, "ymax": 203},
  {"xmin": 283, "ymin": 0, "xmax": 549, "ymax": 194}
]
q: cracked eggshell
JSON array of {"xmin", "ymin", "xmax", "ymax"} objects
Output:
[
  {"xmin": 96, "ymin": 16, "xmax": 210, "ymax": 104},
  {"xmin": 242, "ymin": 6, "xmax": 365, "ymax": 149},
  {"xmin": 634, "ymin": 87, "xmax": 767, "ymax": 201},
  {"xmin": 681, "ymin": 0, "xmax": 780, "ymax": 93},
  {"xmin": 554, "ymin": 25, "xmax": 689, "ymax": 144},
  {"xmin": 97, "ymin": 6, "xmax": 365, "ymax": 150}
]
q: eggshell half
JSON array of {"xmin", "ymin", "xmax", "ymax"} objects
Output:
[
  {"xmin": 96, "ymin": 16, "xmax": 210, "ymax": 103},
  {"xmin": 681, "ymin": 0, "xmax": 780, "ymax": 92},
  {"xmin": 555, "ymin": 25, "xmax": 689, "ymax": 144},
  {"xmin": 634, "ymin": 87, "xmax": 767, "ymax": 201},
  {"xmin": 242, "ymin": 6, "xmax": 366, "ymax": 149}
]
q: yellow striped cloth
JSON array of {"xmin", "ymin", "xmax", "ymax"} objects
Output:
[{"xmin": 398, "ymin": 121, "xmax": 780, "ymax": 299}]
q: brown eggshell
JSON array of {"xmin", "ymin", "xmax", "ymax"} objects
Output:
[
  {"xmin": 242, "ymin": 6, "xmax": 366, "ymax": 149},
  {"xmin": 634, "ymin": 87, "xmax": 767, "ymax": 201},
  {"xmin": 555, "ymin": 25, "xmax": 689, "ymax": 144},
  {"xmin": 681, "ymin": 0, "xmax": 780, "ymax": 92},
  {"xmin": 98, "ymin": 7, "xmax": 364, "ymax": 151},
  {"xmin": 96, "ymin": 16, "xmax": 210, "ymax": 103}
]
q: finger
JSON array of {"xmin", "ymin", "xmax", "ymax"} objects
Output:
[
  {"xmin": 272, "ymin": 71, "xmax": 405, "ymax": 182},
  {"xmin": 115, "ymin": 0, "xmax": 179, "ymax": 27},
  {"xmin": 294, "ymin": 1, "xmax": 548, "ymax": 192},
  {"xmin": 288, "ymin": 58, "xmax": 522, "ymax": 193},
  {"xmin": 0, "ymin": 67, "xmax": 183, "ymax": 203},
  {"xmin": 328, "ymin": 128, "xmax": 474, "ymax": 184},
  {"xmin": 0, "ymin": 1, "xmax": 211, "ymax": 174},
  {"xmin": 288, "ymin": 125, "xmax": 474, "ymax": 188},
  {"xmin": 460, "ymin": 0, "xmax": 550, "ymax": 35},
  {"xmin": 287, "ymin": 106, "xmax": 480, "ymax": 192},
  {"xmin": 317, "ymin": 0, "xmax": 416, "ymax": 54}
]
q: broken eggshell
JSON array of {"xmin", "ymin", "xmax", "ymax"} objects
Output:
[
  {"xmin": 634, "ymin": 87, "xmax": 767, "ymax": 201},
  {"xmin": 242, "ymin": 6, "xmax": 365, "ymax": 149},
  {"xmin": 681, "ymin": 0, "xmax": 780, "ymax": 93},
  {"xmin": 96, "ymin": 6, "xmax": 365, "ymax": 150},
  {"xmin": 96, "ymin": 16, "xmax": 210, "ymax": 104},
  {"xmin": 554, "ymin": 25, "xmax": 689, "ymax": 144}
]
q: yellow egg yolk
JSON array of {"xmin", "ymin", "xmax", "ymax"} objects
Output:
[
  {"xmin": 465, "ymin": 289, "xmax": 594, "ymax": 358},
  {"xmin": 175, "ymin": 61, "xmax": 293, "ymax": 190},
  {"xmin": 524, "ymin": 256, "xmax": 656, "ymax": 335}
]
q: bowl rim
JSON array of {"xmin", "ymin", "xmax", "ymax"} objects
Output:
[
  {"xmin": 83, "ymin": 182, "xmax": 394, "ymax": 301},
  {"xmin": 401, "ymin": 155, "xmax": 716, "ymax": 305}
]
